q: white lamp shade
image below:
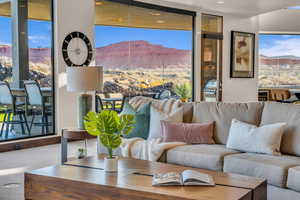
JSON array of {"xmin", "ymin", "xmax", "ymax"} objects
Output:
[{"xmin": 66, "ymin": 66, "xmax": 103, "ymax": 92}]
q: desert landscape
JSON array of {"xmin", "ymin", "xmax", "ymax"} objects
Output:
[
  {"xmin": 259, "ymin": 55, "xmax": 300, "ymax": 88},
  {"xmin": 0, "ymin": 40, "xmax": 193, "ymax": 94},
  {"xmin": 1, "ymin": 41, "xmax": 299, "ymax": 92},
  {"xmin": 95, "ymin": 40, "xmax": 192, "ymax": 94}
]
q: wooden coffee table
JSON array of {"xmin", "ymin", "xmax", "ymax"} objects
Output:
[{"xmin": 25, "ymin": 155, "xmax": 266, "ymax": 200}]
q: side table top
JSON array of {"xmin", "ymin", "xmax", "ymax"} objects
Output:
[{"xmin": 62, "ymin": 129, "xmax": 95, "ymax": 140}]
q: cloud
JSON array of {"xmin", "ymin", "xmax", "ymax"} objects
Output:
[
  {"xmin": 0, "ymin": 41, "xmax": 11, "ymax": 46},
  {"xmin": 260, "ymin": 38, "xmax": 300, "ymax": 57},
  {"xmin": 28, "ymin": 35, "xmax": 50, "ymax": 44}
]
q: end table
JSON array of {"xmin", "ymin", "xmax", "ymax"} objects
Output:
[{"xmin": 61, "ymin": 129, "xmax": 95, "ymax": 164}]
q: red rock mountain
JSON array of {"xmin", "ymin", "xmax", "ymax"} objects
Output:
[
  {"xmin": 260, "ymin": 55, "xmax": 300, "ymax": 65},
  {"xmin": 95, "ymin": 40, "xmax": 192, "ymax": 69},
  {"xmin": 0, "ymin": 45, "xmax": 51, "ymax": 65},
  {"xmin": 1, "ymin": 41, "xmax": 191, "ymax": 69}
]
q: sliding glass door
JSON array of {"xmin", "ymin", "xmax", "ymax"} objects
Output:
[{"xmin": 0, "ymin": 0, "xmax": 54, "ymax": 142}]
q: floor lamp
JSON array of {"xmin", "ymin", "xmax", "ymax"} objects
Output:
[{"xmin": 66, "ymin": 66, "xmax": 103, "ymax": 130}]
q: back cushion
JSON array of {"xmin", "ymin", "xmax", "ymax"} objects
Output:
[
  {"xmin": 193, "ymin": 102, "xmax": 264, "ymax": 144},
  {"xmin": 261, "ymin": 103, "xmax": 300, "ymax": 156}
]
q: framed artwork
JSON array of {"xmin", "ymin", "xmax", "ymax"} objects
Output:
[{"xmin": 230, "ymin": 31, "xmax": 255, "ymax": 78}]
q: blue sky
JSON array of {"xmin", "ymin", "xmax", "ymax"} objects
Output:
[
  {"xmin": 0, "ymin": 16, "xmax": 192, "ymax": 50},
  {"xmin": 260, "ymin": 34, "xmax": 300, "ymax": 57},
  {"xmin": 0, "ymin": 16, "xmax": 52, "ymax": 48},
  {"xmin": 1, "ymin": 15, "xmax": 299, "ymax": 55},
  {"xmin": 95, "ymin": 26, "xmax": 192, "ymax": 50}
]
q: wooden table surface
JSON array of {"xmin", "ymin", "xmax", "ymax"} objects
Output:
[{"xmin": 25, "ymin": 155, "xmax": 267, "ymax": 200}]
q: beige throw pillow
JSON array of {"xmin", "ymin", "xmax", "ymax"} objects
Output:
[
  {"xmin": 148, "ymin": 106, "xmax": 183, "ymax": 140},
  {"xmin": 226, "ymin": 119, "xmax": 286, "ymax": 155}
]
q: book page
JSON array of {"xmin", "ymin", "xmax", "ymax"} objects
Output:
[
  {"xmin": 181, "ymin": 170, "xmax": 215, "ymax": 186},
  {"xmin": 152, "ymin": 172, "xmax": 182, "ymax": 186}
]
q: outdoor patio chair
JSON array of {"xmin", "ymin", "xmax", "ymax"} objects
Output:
[
  {"xmin": 0, "ymin": 81, "xmax": 30, "ymax": 138},
  {"xmin": 24, "ymin": 80, "xmax": 52, "ymax": 135}
]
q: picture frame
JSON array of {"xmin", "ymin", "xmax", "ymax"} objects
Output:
[{"xmin": 230, "ymin": 31, "xmax": 255, "ymax": 78}]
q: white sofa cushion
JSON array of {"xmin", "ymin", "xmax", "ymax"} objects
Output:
[
  {"xmin": 261, "ymin": 102, "xmax": 300, "ymax": 156},
  {"xmin": 224, "ymin": 153, "xmax": 300, "ymax": 188},
  {"xmin": 226, "ymin": 119, "xmax": 286, "ymax": 155},
  {"xmin": 193, "ymin": 102, "xmax": 264, "ymax": 144},
  {"xmin": 167, "ymin": 144, "xmax": 239, "ymax": 171},
  {"xmin": 287, "ymin": 166, "xmax": 300, "ymax": 192}
]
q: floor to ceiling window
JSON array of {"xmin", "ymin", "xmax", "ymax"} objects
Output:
[
  {"xmin": 0, "ymin": 0, "xmax": 54, "ymax": 142},
  {"xmin": 94, "ymin": 0, "xmax": 194, "ymax": 102},
  {"xmin": 259, "ymin": 34, "xmax": 300, "ymax": 89}
]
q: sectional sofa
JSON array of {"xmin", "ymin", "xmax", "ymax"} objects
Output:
[{"xmin": 98, "ymin": 101, "xmax": 300, "ymax": 200}]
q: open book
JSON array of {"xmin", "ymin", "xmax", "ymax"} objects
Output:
[{"xmin": 152, "ymin": 170, "xmax": 215, "ymax": 186}]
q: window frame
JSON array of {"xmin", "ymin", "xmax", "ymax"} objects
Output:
[
  {"xmin": 259, "ymin": 33, "xmax": 300, "ymax": 89},
  {"xmin": 95, "ymin": 0, "xmax": 196, "ymax": 100},
  {"xmin": 0, "ymin": 0, "xmax": 55, "ymax": 143}
]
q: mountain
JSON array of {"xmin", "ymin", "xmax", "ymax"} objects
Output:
[
  {"xmin": 1, "ymin": 41, "xmax": 192, "ymax": 69},
  {"xmin": 95, "ymin": 40, "xmax": 192, "ymax": 69},
  {"xmin": 260, "ymin": 55, "xmax": 300, "ymax": 65},
  {"xmin": 0, "ymin": 45, "xmax": 51, "ymax": 65}
]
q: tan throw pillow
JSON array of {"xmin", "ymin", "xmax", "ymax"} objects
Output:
[{"xmin": 226, "ymin": 119, "xmax": 286, "ymax": 155}]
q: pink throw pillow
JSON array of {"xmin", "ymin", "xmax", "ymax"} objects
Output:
[{"xmin": 161, "ymin": 121, "xmax": 215, "ymax": 144}]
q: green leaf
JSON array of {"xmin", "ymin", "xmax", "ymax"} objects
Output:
[{"xmin": 84, "ymin": 110, "xmax": 135, "ymax": 153}]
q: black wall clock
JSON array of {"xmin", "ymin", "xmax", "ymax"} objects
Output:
[{"xmin": 62, "ymin": 31, "xmax": 93, "ymax": 66}]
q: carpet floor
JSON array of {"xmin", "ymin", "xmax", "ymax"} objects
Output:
[{"xmin": 0, "ymin": 139, "xmax": 97, "ymax": 200}]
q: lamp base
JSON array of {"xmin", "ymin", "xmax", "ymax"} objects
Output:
[{"xmin": 78, "ymin": 94, "xmax": 93, "ymax": 130}]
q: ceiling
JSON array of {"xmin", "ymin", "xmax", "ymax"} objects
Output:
[
  {"xmin": 0, "ymin": 0, "xmax": 193, "ymax": 30},
  {"xmin": 95, "ymin": 0, "xmax": 193, "ymax": 30},
  {"xmin": 0, "ymin": 0, "xmax": 51, "ymax": 21},
  {"xmin": 0, "ymin": 0, "xmax": 299, "ymax": 28},
  {"xmin": 149, "ymin": 0, "xmax": 300, "ymax": 17}
]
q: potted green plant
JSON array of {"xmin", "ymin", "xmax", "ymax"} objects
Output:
[
  {"xmin": 174, "ymin": 82, "xmax": 192, "ymax": 102},
  {"xmin": 84, "ymin": 110, "xmax": 135, "ymax": 172}
]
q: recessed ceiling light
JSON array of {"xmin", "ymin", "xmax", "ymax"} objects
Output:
[
  {"xmin": 216, "ymin": 1, "xmax": 225, "ymax": 4},
  {"xmin": 95, "ymin": 2, "xmax": 103, "ymax": 6},
  {"xmin": 156, "ymin": 20, "xmax": 165, "ymax": 24},
  {"xmin": 117, "ymin": 18, "xmax": 123, "ymax": 22},
  {"xmin": 149, "ymin": 12, "xmax": 161, "ymax": 16}
]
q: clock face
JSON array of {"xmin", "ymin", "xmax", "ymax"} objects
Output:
[{"xmin": 62, "ymin": 32, "xmax": 93, "ymax": 66}]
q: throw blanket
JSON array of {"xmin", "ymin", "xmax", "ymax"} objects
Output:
[
  {"xmin": 121, "ymin": 97, "xmax": 184, "ymax": 161},
  {"xmin": 121, "ymin": 137, "xmax": 185, "ymax": 161}
]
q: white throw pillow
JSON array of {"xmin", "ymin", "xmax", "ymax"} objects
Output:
[
  {"xmin": 226, "ymin": 119, "xmax": 286, "ymax": 155},
  {"xmin": 148, "ymin": 106, "xmax": 183, "ymax": 140}
]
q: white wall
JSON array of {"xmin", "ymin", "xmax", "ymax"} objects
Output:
[
  {"xmin": 53, "ymin": 0, "xmax": 95, "ymax": 133},
  {"xmin": 222, "ymin": 15, "xmax": 260, "ymax": 102},
  {"xmin": 259, "ymin": 9, "xmax": 300, "ymax": 33}
]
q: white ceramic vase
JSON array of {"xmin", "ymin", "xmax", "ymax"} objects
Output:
[{"xmin": 104, "ymin": 157, "xmax": 118, "ymax": 172}]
